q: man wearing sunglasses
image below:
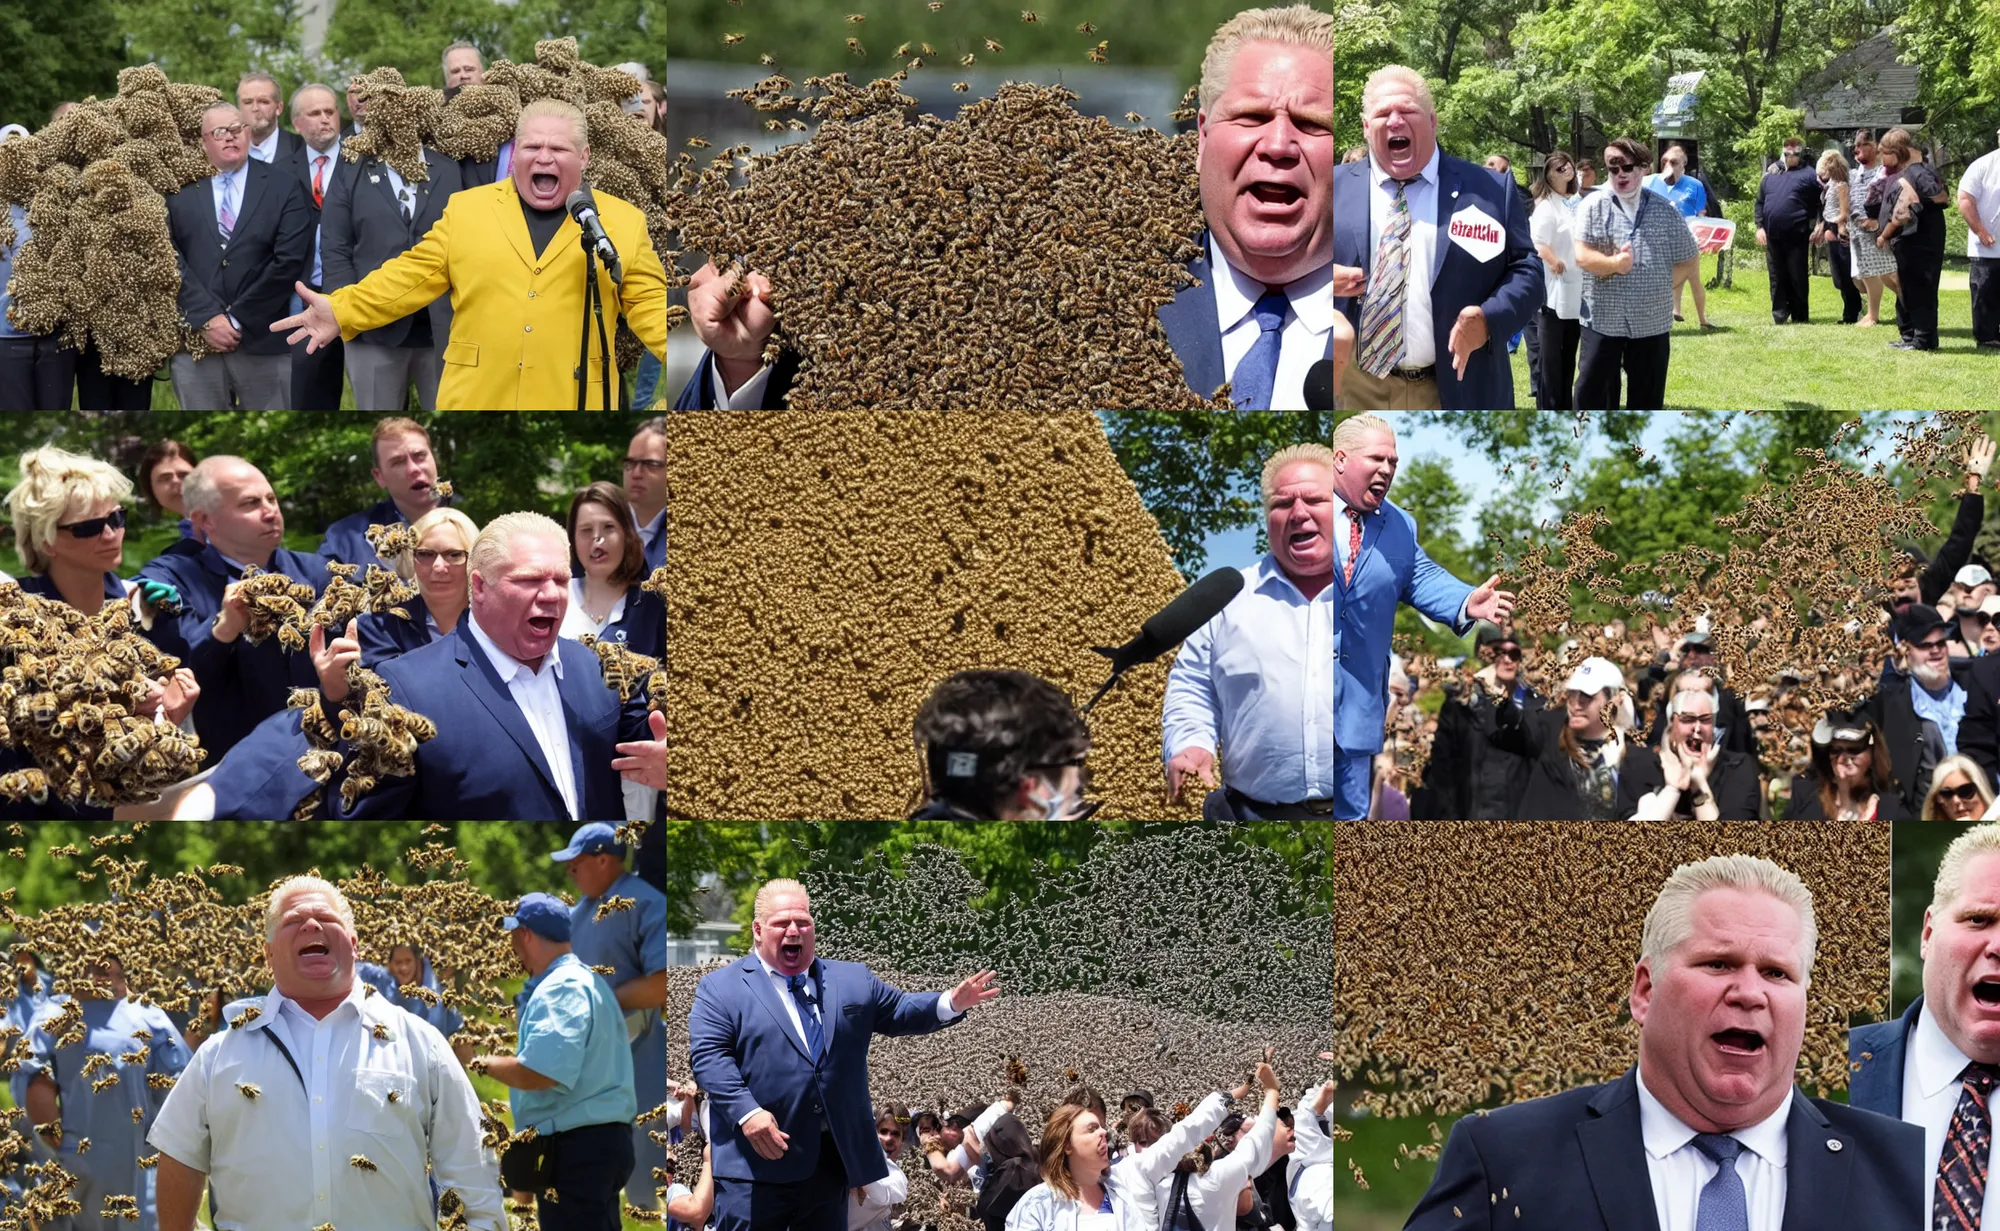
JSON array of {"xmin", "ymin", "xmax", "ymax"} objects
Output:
[
  {"xmin": 1571, "ymin": 137, "xmax": 1700, "ymax": 409},
  {"xmin": 317, "ymin": 417, "xmax": 445, "ymax": 568},
  {"xmin": 1858, "ymin": 603, "xmax": 1967, "ymax": 817},
  {"xmin": 1418, "ymin": 623, "xmax": 1544, "ymax": 820}
]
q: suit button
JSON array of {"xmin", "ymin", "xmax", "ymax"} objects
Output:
[
  {"xmin": 524, "ymin": 325, "xmax": 532, "ymax": 332},
  {"xmin": 528, "ymin": 291, "xmax": 536, "ymax": 299},
  {"xmin": 221, "ymin": 260, "xmax": 228, "ymax": 268}
]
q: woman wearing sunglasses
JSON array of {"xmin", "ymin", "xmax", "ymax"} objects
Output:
[
  {"xmin": 1785, "ymin": 710, "xmax": 1911, "ymax": 819},
  {"xmin": 1923, "ymin": 755, "xmax": 1997, "ymax": 820}
]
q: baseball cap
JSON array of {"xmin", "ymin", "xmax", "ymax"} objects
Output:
[
  {"xmin": 502, "ymin": 893, "xmax": 572, "ymax": 942},
  {"xmin": 1811, "ymin": 710, "xmax": 1873, "ymax": 746},
  {"xmin": 1562, "ymin": 657, "xmax": 1624, "ymax": 696},
  {"xmin": 1474, "ymin": 623, "xmax": 1519, "ymax": 649},
  {"xmin": 1981, "ymin": 595, "xmax": 2000, "ymax": 618},
  {"xmin": 551, "ymin": 822, "xmax": 626, "ymax": 863},
  {"xmin": 1957, "ymin": 564, "xmax": 1994, "ymax": 589},
  {"xmin": 1895, "ymin": 603, "xmax": 1958, "ymax": 645}
]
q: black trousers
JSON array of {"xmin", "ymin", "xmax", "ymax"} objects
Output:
[
  {"xmin": 1521, "ymin": 306, "xmax": 1542, "ymax": 404},
  {"xmin": 1766, "ymin": 231, "xmax": 1812, "ymax": 322},
  {"xmin": 714, "ymin": 1132, "xmax": 849, "ymax": 1231},
  {"xmin": 1535, "ymin": 309, "xmax": 1581, "ymax": 409},
  {"xmin": 74, "ymin": 339, "xmax": 153, "ymax": 410},
  {"xmin": 1894, "ymin": 242, "xmax": 1943, "ymax": 349},
  {"xmin": 1973, "ymin": 257, "xmax": 2000, "ymax": 346},
  {"xmin": 1827, "ymin": 238, "xmax": 1864, "ymax": 322},
  {"xmin": 1574, "ymin": 327, "xmax": 1670, "ymax": 410},
  {"xmin": 0, "ymin": 335, "xmax": 76, "ymax": 411},
  {"xmin": 539, "ymin": 1120, "xmax": 638, "ymax": 1231}
]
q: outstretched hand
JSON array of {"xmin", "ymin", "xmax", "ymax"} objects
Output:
[
  {"xmin": 948, "ymin": 969, "xmax": 1000, "ymax": 1012},
  {"xmin": 270, "ymin": 281, "xmax": 342, "ymax": 353},
  {"xmin": 1465, "ymin": 574, "xmax": 1515, "ymax": 624},
  {"xmin": 612, "ymin": 709, "xmax": 668, "ymax": 790}
]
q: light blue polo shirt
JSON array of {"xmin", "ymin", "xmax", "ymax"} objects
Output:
[{"xmin": 511, "ymin": 952, "xmax": 637, "ymax": 1134}]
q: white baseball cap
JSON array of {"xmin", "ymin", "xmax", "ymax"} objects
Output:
[
  {"xmin": 1957, "ymin": 564, "xmax": 1993, "ymax": 588},
  {"xmin": 1563, "ymin": 656, "xmax": 1625, "ymax": 696}
]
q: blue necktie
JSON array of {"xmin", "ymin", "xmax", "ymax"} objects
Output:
[
  {"xmin": 1231, "ymin": 290, "xmax": 1290, "ymax": 411},
  {"xmin": 1691, "ymin": 1133, "xmax": 1750, "ymax": 1231},
  {"xmin": 786, "ymin": 972, "xmax": 824, "ymax": 1060}
]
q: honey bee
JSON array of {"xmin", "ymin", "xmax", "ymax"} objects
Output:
[
  {"xmin": 722, "ymin": 32, "xmax": 745, "ymax": 44},
  {"xmin": 147, "ymin": 1073, "xmax": 176, "ymax": 1089},
  {"xmin": 960, "ymin": 53, "xmax": 975, "ymax": 65},
  {"xmin": 92, "ymin": 1073, "xmax": 120, "ymax": 1092},
  {"xmin": 590, "ymin": 964, "xmax": 616, "ymax": 978},
  {"xmin": 1125, "ymin": 112, "xmax": 1146, "ymax": 124},
  {"xmin": 350, "ymin": 1154, "xmax": 378, "ymax": 1172},
  {"xmin": 1076, "ymin": 21, "xmax": 1095, "ymax": 31},
  {"xmin": 139, "ymin": 1152, "xmax": 160, "ymax": 1168},
  {"xmin": 686, "ymin": 137, "xmax": 712, "ymax": 149},
  {"xmin": 846, "ymin": 12, "xmax": 865, "ymax": 22},
  {"xmin": 1087, "ymin": 40, "xmax": 1109, "ymax": 63},
  {"xmin": 230, "ymin": 1005, "xmax": 261, "ymax": 1028},
  {"xmin": 846, "ymin": 38, "xmax": 865, "ymax": 54},
  {"xmin": 1021, "ymin": 9, "xmax": 1040, "ymax": 21},
  {"xmin": 953, "ymin": 81, "xmax": 970, "ymax": 91},
  {"xmin": 237, "ymin": 1082, "xmax": 261, "ymax": 1099},
  {"xmin": 928, "ymin": 1, "xmax": 943, "ymax": 10},
  {"xmin": 1004, "ymin": 1055, "xmax": 1029, "ymax": 1085},
  {"xmin": 984, "ymin": 38, "xmax": 1003, "ymax": 51},
  {"xmin": 77, "ymin": 1136, "xmax": 91, "ymax": 1154},
  {"xmin": 131, "ymin": 1107, "xmax": 144, "ymax": 1123},
  {"xmin": 372, "ymin": 1022, "xmax": 392, "ymax": 1040},
  {"xmin": 895, "ymin": 42, "xmax": 912, "ymax": 57},
  {"xmin": 760, "ymin": 53, "xmax": 778, "ymax": 66},
  {"xmin": 387, "ymin": 1089, "xmax": 402, "ymax": 1104}
]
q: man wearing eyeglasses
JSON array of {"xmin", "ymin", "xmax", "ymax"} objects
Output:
[
  {"xmin": 1753, "ymin": 137, "xmax": 1824, "ymax": 325},
  {"xmin": 1571, "ymin": 137, "xmax": 1700, "ymax": 410},
  {"xmin": 317, "ymin": 417, "xmax": 445, "ymax": 567},
  {"xmin": 163, "ymin": 102, "xmax": 313, "ymax": 409},
  {"xmin": 623, "ymin": 417, "xmax": 666, "ymax": 574}
]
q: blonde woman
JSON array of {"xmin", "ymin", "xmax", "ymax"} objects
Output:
[
  {"xmin": 1815, "ymin": 149, "xmax": 1863, "ymax": 323},
  {"xmin": 1925, "ymin": 755, "xmax": 1996, "ymax": 820},
  {"xmin": 357, "ymin": 506, "xmax": 479, "ymax": 666}
]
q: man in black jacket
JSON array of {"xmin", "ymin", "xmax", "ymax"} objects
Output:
[
  {"xmin": 284, "ymin": 83, "xmax": 350, "ymax": 410},
  {"xmin": 164, "ymin": 103, "xmax": 313, "ymax": 409},
  {"xmin": 1860, "ymin": 603, "xmax": 1962, "ymax": 815},
  {"xmin": 1754, "ymin": 136, "xmax": 1824, "ymax": 324},
  {"xmin": 1420, "ymin": 624, "xmax": 1543, "ymax": 819}
]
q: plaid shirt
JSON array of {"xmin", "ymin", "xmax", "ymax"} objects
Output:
[{"xmin": 1577, "ymin": 189, "xmax": 1699, "ymax": 338}]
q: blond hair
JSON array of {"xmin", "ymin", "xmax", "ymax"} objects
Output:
[
  {"xmin": 516, "ymin": 98, "xmax": 589, "ymax": 150},
  {"xmin": 1816, "ymin": 149, "xmax": 1849, "ymax": 180},
  {"xmin": 468, "ymin": 510, "xmax": 567, "ymax": 581},
  {"xmin": 1932, "ymin": 824, "xmax": 2000, "ymax": 910},
  {"xmin": 1923, "ymin": 755, "xmax": 1997, "ymax": 821},
  {"xmin": 397, "ymin": 506, "xmax": 482, "ymax": 585},
  {"xmin": 264, "ymin": 876, "xmax": 356, "ymax": 943},
  {"xmin": 1639, "ymin": 855, "xmax": 1817, "ymax": 982},
  {"xmin": 1330, "ymin": 412, "xmax": 1395, "ymax": 454},
  {"xmin": 6, "ymin": 446, "xmax": 134, "ymax": 573},
  {"xmin": 1260, "ymin": 443, "xmax": 1336, "ymax": 503},
  {"xmin": 753, "ymin": 878, "xmax": 811, "ymax": 922},
  {"xmin": 1360, "ymin": 65, "xmax": 1436, "ymax": 121},
  {"xmin": 1197, "ymin": 5, "xmax": 1333, "ymax": 113}
]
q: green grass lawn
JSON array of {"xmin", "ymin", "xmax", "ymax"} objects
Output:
[{"xmin": 1508, "ymin": 258, "xmax": 2000, "ymax": 409}]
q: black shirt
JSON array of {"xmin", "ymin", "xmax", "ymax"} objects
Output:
[
  {"xmin": 1756, "ymin": 163, "xmax": 1824, "ymax": 235},
  {"xmin": 519, "ymin": 196, "xmax": 569, "ymax": 260},
  {"xmin": 1881, "ymin": 163, "xmax": 1948, "ymax": 253}
]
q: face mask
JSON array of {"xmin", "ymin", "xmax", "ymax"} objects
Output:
[{"xmin": 1026, "ymin": 774, "xmax": 1085, "ymax": 821}]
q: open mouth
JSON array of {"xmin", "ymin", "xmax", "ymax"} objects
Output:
[
  {"xmin": 298, "ymin": 942, "xmax": 329, "ymax": 958},
  {"xmin": 1247, "ymin": 181, "xmax": 1304, "ymax": 206},
  {"xmin": 780, "ymin": 941, "xmax": 803, "ymax": 963},
  {"xmin": 1712, "ymin": 1028, "xmax": 1766, "ymax": 1055},
  {"xmin": 1386, "ymin": 135, "xmax": 1411, "ymax": 155},
  {"xmin": 1974, "ymin": 979, "xmax": 2000, "ymax": 1006},
  {"xmin": 527, "ymin": 616, "xmax": 557, "ymax": 637},
  {"xmin": 531, "ymin": 173, "xmax": 559, "ymax": 196}
]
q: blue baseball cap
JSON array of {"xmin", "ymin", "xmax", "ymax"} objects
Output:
[
  {"xmin": 550, "ymin": 822, "xmax": 626, "ymax": 863},
  {"xmin": 503, "ymin": 893, "xmax": 572, "ymax": 942}
]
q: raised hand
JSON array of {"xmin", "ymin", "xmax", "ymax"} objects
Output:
[
  {"xmin": 1465, "ymin": 574, "xmax": 1515, "ymax": 624},
  {"xmin": 948, "ymin": 969, "xmax": 1000, "ymax": 1012},
  {"xmin": 270, "ymin": 282, "xmax": 342, "ymax": 353}
]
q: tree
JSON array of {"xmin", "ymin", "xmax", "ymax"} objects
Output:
[{"xmin": 0, "ymin": 0, "xmax": 129, "ymax": 126}]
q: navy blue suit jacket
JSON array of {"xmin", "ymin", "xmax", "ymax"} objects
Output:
[
  {"xmin": 1848, "ymin": 996, "xmax": 1924, "ymax": 1117},
  {"xmin": 335, "ymin": 621, "xmax": 653, "ymax": 819},
  {"xmin": 688, "ymin": 955, "xmax": 963, "ymax": 1185},
  {"xmin": 164, "ymin": 159, "xmax": 314, "ymax": 356},
  {"xmin": 134, "ymin": 542, "xmax": 331, "ymax": 761},
  {"xmin": 318, "ymin": 497, "xmax": 410, "ymax": 567},
  {"xmin": 203, "ymin": 708, "xmax": 326, "ymax": 820},
  {"xmin": 1333, "ymin": 154, "xmax": 1542, "ymax": 409},
  {"xmin": 1405, "ymin": 1067, "xmax": 1921, "ymax": 1231},
  {"xmin": 642, "ymin": 518, "xmax": 665, "ymax": 575},
  {"xmin": 357, "ymin": 593, "xmax": 439, "ymax": 667},
  {"xmin": 596, "ymin": 584, "xmax": 664, "ymax": 661}
]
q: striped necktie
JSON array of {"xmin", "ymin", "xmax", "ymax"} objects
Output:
[
  {"xmin": 1356, "ymin": 177, "xmax": 1415, "ymax": 377},
  {"xmin": 1938, "ymin": 1062, "xmax": 2000, "ymax": 1230}
]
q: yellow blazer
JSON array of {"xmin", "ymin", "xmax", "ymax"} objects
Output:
[{"xmin": 327, "ymin": 180, "xmax": 668, "ymax": 410}]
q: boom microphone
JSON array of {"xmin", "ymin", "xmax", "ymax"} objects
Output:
[
  {"xmin": 1082, "ymin": 567, "xmax": 1246, "ymax": 712},
  {"xmin": 1305, "ymin": 359, "xmax": 1335, "ymax": 411},
  {"xmin": 565, "ymin": 188, "xmax": 624, "ymax": 285}
]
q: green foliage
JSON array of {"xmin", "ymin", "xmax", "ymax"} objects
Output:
[
  {"xmin": 1891, "ymin": 819, "xmax": 1952, "ymax": 1013},
  {"xmin": 1732, "ymin": 102, "xmax": 1808, "ymax": 172},
  {"xmin": 323, "ymin": 0, "xmax": 662, "ymax": 89},
  {"xmin": 0, "ymin": 0, "xmax": 130, "ymax": 126}
]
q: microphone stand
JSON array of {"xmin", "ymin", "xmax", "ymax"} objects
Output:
[{"xmin": 575, "ymin": 233, "xmax": 616, "ymax": 412}]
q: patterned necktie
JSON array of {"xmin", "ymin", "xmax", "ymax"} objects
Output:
[
  {"xmin": 1343, "ymin": 509, "xmax": 1365, "ymax": 586},
  {"xmin": 1938, "ymin": 1062, "xmax": 2000, "ymax": 1231},
  {"xmin": 1690, "ymin": 1133, "xmax": 1750, "ymax": 1231},
  {"xmin": 312, "ymin": 155, "xmax": 327, "ymax": 208},
  {"xmin": 1231, "ymin": 290, "xmax": 1290, "ymax": 411},
  {"xmin": 1356, "ymin": 177, "xmax": 1414, "ymax": 377},
  {"xmin": 218, "ymin": 180, "xmax": 236, "ymax": 240},
  {"xmin": 785, "ymin": 971, "xmax": 824, "ymax": 1060}
]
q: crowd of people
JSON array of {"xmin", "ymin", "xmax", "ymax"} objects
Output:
[
  {"xmin": 1, "ymin": 825, "xmax": 667, "ymax": 1229},
  {"xmin": 1329, "ymin": 60, "xmax": 2000, "ymax": 410},
  {"xmin": 670, "ymin": 878, "xmax": 1332, "ymax": 1231},
  {"xmin": 0, "ymin": 414, "xmax": 669, "ymax": 821},
  {"xmin": 0, "ymin": 48, "xmax": 671, "ymax": 411}
]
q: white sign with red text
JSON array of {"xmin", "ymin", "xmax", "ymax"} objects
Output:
[
  {"xmin": 1688, "ymin": 217, "xmax": 1736, "ymax": 254},
  {"xmin": 1445, "ymin": 204, "xmax": 1505, "ymax": 263}
]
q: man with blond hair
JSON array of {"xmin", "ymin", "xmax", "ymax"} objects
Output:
[
  {"xmin": 678, "ymin": 4, "xmax": 1333, "ymax": 410},
  {"xmin": 1852, "ymin": 823, "xmax": 2000, "ymax": 1228},
  {"xmin": 276, "ymin": 98, "xmax": 668, "ymax": 410},
  {"xmin": 1166, "ymin": 419, "xmax": 1511, "ymax": 819},
  {"xmin": 1409, "ymin": 854, "xmax": 1920, "ymax": 1230},
  {"xmin": 690, "ymin": 879, "xmax": 1000, "ymax": 1231},
  {"xmin": 149, "ymin": 875, "xmax": 506, "ymax": 1230},
  {"xmin": 1333, "ymin": 65, "xmax": 1542, "ymax": 409},
  {"xmin": 332, "ymin": 510, "xmax": 667, "ymax": 818}
]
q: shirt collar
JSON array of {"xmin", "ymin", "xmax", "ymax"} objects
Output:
[
  {"xmin": 1368, "ymin": 145, "xmax": 1440, "ymax": 191},
  {"xmin": 307, "ymin": 137, "xmax": 340, "ymax": 165},
  {"xmin": 466, "ymin": 610, "xmax": 564, "ymax": 683},
  {"xmin": 1635, "ymin": 1063, "xmax": 1792, "ymax": 1168},
  {"xmin": 634, "ymin": 505, "xmax": 665, "ymax": 541},
  {"xmin": 524, "ymin": 950, "xmax": 580, "ymax": 996},
  {"xmin": 251, "ymin": 129, "xmax": 279, "ymax": 161},
  {"xmin": 1207, "ymin": 235, "xmax": 1333, "ymax": 338},
  {"xmin": 756, "ymin": 954, "xmax": 815, "ymax": 984},
  {"xmin": 1913, "ymin": 999, "xmax": 1986, "ymax": 1099},
  {"xmin": 258, "ymin": 979, "xmax": 367, "ymax": 1032}
]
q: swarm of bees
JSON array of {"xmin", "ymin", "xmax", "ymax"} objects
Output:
[
  {"xmin": 660, "ymin": 413, "xmax": 1200, "ymax": 819},
  {"xmin": 0, "ymin": 583, "xmax": 204, "ymax": 808},
  {"xmin": 286, "ymin": 659, "xmax": 439, "ymax": 815},
  {"xmin": 667, "ymin": 64, "xmax": 1225, "ymax": 409},
  {"xmin": 305, "ymin": 559, "xmax": 420, "ymax": 635},
  {"xmin": 579, "ymin": 636, "xmax": 660, "ymax": 706},
  {"xmin": 232, "ymin": 567, "xmax": 320, "ymax": 651}
]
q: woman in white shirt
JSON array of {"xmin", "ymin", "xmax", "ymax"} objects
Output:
[
  {"xmin": 1154, "ymin": 1068, "xmax": 1280, "ymax": 1231},
  {"xmin": 560, "ymin": 482, "xmax": 665, "ymax": 821},
  {"xmin": 851, "ymin": 1108, "xmax": 910, "ymax": 1231},
  {"xmin": 1528, "ymin": 151, "xmax": 1585, "ymax": 409}
]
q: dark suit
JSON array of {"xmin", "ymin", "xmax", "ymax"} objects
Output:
[
  {"xmin": 595, "ymin": 583, "xmax": 665, "ymax": 661},
  {"xmin": 201, "ymin": 708, "xmax": 326, "ymax": 819},
  {"xmin": 689, "ymin": 954, "xmax": 964, "ymax": 1231},
  {"xmin": 165, "ymin": 159, "xmax": 313, "ymax": 355},
  {"xmin": 1405, "ymin": 1068, "xmax": 1922, "ymax": 1231},
  {"xmin": 317, "ymin": 496, "xmax": 412, "ymax": 567},
  {"xmin": 132, "ymin": 541, "xmax": 331, "ymax": 761},
  {"xmin": 322, "ymin": 149, "xmax": 461, "ymax": 411},
  {"xmin": 1958, "ymin": 652, "xmax": 2000, "ymax": 788},
  {"xmin": 333, "ymin": 621, "xmax": 655, "ymax": 820},
  {"xmin": 286, "ymin": 140, "xmax": 351, "ymax": 408},
  {"xmin": 1333, "ymin": 154, "xmax": 1543, "ymax": 409},
  {"xmin": 458, "ymin": 139, "xmax": 513, "ymax": 188},
  {"xmin": 357, "ymin": 593, "xmax": 440, "ymax": 668},
  {"xmin": 1848, "ymin": 995, "xmax": 1923, "ymax": 1118},
  {"xmin": 1617, "ymin": 744, "xmax": 1763, "ymax": 819}
]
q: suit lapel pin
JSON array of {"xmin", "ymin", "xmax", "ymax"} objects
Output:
[
  {"xmin": 369, "ymin": 174, "xmax": 381, "ymax": 184},
  {"xmin": 1451, "ymin": 189, "xmax": 1459, "ymax": 198},
  {"xmin": 1825, "ymin": 1138, "xmax": 1842, "ymax": 1152}
]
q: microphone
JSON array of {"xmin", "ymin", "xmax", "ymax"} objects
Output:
[
  {"xmin": 1305, "ymin": 359, "xmax": 1335, "ymax": 411},
  {"xmin": 566, "ymin": 188, "xmax": 624, "ymax": 284},
  {"xmin": 1083, "ymin": 568, "xmax": 1246, "ymax": 712}
]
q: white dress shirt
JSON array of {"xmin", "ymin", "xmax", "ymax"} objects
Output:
[
  {"xmin": 1906, "ymin": 999, "xmax": 2000, "ymax": 1230},
  {"xmin": 209, "ymin": 162, "xmax": 253, "ymax": 328},
  {"xmin": 850, "ymin": 1157, "xmax": 908, "ymax": 1231},
  {"xmin": 1366, "ymin": 146, "xmax": 1441, "ymax": 368},
  {"xmin": 1962, "ymin": 149, "xmax": 2000, "ymax": 260},
  {"xmin": 635, "ymin": 505, "xmax": 665, "ymax": 557},
  {"xmin": 148, "ymin": 983, "xmax": 506, "ymax": 1231},
  {"xmin": 466, "ymin": 610, "xmax": 581, "ymax": 820},
  {"xmin": 1151, "ymin": 1102, "xmax": 1275, "ymax": 1231},
  {"xmin": 1161, "ymin": 554, "xmax": 1334, "ymax": 804},
  {"xmin": 1636, "ymin": 1065, "xmax": 1789, "ymax": 1231},
  {"xmin": 248, "ymin": 127, "xmax": 282, "ymax": 164},
  {"xmin": 1208, "ymin": 235, "xmax": 1333, "ymax": 411},
  {"xmin": 560, "ymin": 577, "xmax": 628, "ymax": 642}
]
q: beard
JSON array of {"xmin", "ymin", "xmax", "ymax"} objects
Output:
[{"xmin": 1914, "ymin": 659, "xmax": 1952, "ymax": 690}]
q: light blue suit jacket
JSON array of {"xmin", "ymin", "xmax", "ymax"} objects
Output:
[{"xmin": 1334, "ymin": 497, "xmax": 1475, "ymax": 753}]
